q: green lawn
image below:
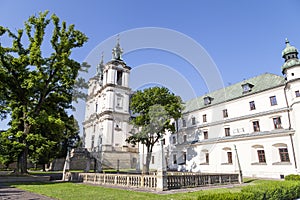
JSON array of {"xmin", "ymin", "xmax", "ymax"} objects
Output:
[{"xmin": 10, "ymin": 179, "xmax": 262, "ymax": 200}]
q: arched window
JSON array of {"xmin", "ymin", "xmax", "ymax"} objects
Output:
[
  {"xmin": 251, "ymin": 145, "xmax": 266, "ymax": 164},
  {"xmin": 222, "ymin": 147, "xmax": 232, "ymax": 164},
  {"xmin": 272, "ymin": 143, "xmax": 291, "ymax": 164}
]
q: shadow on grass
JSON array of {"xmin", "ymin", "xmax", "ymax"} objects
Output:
[{"xmin": 243, "ymin": 178, "xmax": 258, "ymax": 183}]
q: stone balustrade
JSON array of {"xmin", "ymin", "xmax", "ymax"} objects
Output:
[{"xmin": 64, "ymin": 171, "xmax": 240, "ymax": 191}]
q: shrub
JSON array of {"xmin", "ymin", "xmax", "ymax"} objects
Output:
[
  {"xmin": 285, "ymin": 174, "xmax": 300, "ymax": 181},
  {"xmin": 197, "ymin": 181, "xmax": 300, "ymax": 200}
]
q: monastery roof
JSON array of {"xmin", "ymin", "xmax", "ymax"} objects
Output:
[{"xmin": 183, "ymin": 73, "xmax": 285, "ymax": 113}]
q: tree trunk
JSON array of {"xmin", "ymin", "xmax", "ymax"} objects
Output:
[
  {"xmin": 17, "ymin": 122, "xmax": 31, "ymax": 174},
  {"xmin": 18, "ymin": 147, "xmax": 28, "ymax": 174},
  {"xmin": 144, "ymin": 144, "xmax": 154, "ymax": 174}
]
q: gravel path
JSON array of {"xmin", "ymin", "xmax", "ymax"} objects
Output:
[{"xmin": 0, "ymin": 183, "xmax": 55, "ymax": 200}]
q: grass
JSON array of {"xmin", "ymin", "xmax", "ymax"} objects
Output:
[{"xmin": 9, "ymin": 179, "xmax": 270, "ymax": 200}]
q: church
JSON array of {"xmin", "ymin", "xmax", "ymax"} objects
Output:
[{"xmin": 83, "ymin": 39, "xmax": 300, "ymax": 178}]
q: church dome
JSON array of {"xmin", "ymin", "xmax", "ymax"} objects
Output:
[
  {"xmin": 282, "ymin": 38, "xmax": 298, "ymax": 57},
  {"xmin": 282, "ymin": 59, "xmax": 300, "ymax": 72}
]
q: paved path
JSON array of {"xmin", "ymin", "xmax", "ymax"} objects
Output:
[{"xmin": 0, "ymin": 183, "xmax": 55, "ymax": 200}]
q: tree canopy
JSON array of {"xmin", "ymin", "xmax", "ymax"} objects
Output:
[
  {"xmin": 0, "ymin": 11, "xmax": 88, "ymax": 173},
  {"xmin": 126, "ymin": 86, "xmax": 183, "ymax": 173}
]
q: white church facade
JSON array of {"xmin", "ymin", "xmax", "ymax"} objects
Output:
[
  {"xmin": 83, "ymin": 40, "xmax": 138, "ymax": 170},
  {"xmin": 84, "ymin": 39, "xmax": 300, "ymax": 179}
]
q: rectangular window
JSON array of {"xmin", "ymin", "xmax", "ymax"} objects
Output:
[
  {"xmin": 270, "ymin": 96, "xmax": 277, "ymax": 106},
  {"xmin": 161, "ymin": 138, "xmax": 165, "ymax": 145},
  {"xmin": 295, "ymin": 90, "xmax": 300, "ymax": 97},
  {"xmin": 223, "ymin": 109, "xmax": 228, "ymax": 118},
  {"xmin": 183, "ymin": 152, "xmax": 187, "ymax": 163},
  {"xmin": 173, "ymin": 154, "xmax": 177, "ymax": 164},
  {"xmin": 117, "ymin": 71, "xmax": 123, "ymax": 85},
  {"xmin": 172, "ymin": 136, "xmax": 176, "ymax": 144},
  {"xmin": 273, "ymin": 117, "xmax": 282, "ymax": 129},
  {"xmin": 249, "ymin": 101, "xmax": 256, "ymax": 110},
  {"xmin": 95, "ymin": 103, "xmax": 98, "ymax": 112},
  {"xmin": 253, "ymin": 121, "xmax": 260, "ymax": 132},
  {"xmin": 203, "ymin": 131, "xmax": 208, "ymax": 139},
  {"xmin": 151, "ymin": 156, "xmax": 155, "ymax": 164},
  {"xmin": 257, "ymin": 150, "xmax": 266, "ymax": 163},
  {"xmin": 192, "ymin": 117, "xmax": 196, "ymax": 125},
  {"xmin": 225, "ymin": 128, "xmax": 230, "ymax": 136},
  {"xmin": 227, "ymin": 152, "xmax": 233, "ymax": 164},
  {"xmin": 205, "ymin": 153, "xmax": 209, "ymax": 164},
  {"xmin": 183, "ymin": 135, "xmax": 187, "ymax": 143},
  {"xmin": 203, "ymin": 114, "xmax": 207, "ymax": 123},
  {"xmin": 91, "ymin": 135, "xmax": 95, "ymax": 150},
  {"xmin": 182, "ymin": 118, "xmax": 186, "ymax": 127},
  {"xmin": 279, "ymin": 148, "xmax": 290, "ymax": 162}
]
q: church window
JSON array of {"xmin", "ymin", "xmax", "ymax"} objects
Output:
[
  {"xmin": 173, "ymin": 154, "xmax": 177, "ymax": 164},
  {"xmin": 270, "ymin": 96, "xmax": 277, "ymax": 106},
  {"xmin": 295, "ymin": 90, "xmax": 300, "ymax": 97},
  {"xmin": 279, "ymin": 148, "xmax": 290, "ymax": 162},
  {"xmin": 161, "ymin": 138, "xmax": 165, "ymax": 145},
  {"xmin": 151, "ymin": 156, "xmax": 155, "ymax": 164},
  {"xmin": 182, "ymin": 118, "xmax": 186, "ymax": 127},
  {"xmin": 93, "ymin": 124, "xmax": 96, "ymax": 132},
  {"xmin": 257, "ymin": 150, "xmax": 266, "ymax": 163},
  {"xmin": 273, "ymin": 117, "xmax": 282, "ymax": 129},
  {"xmin": 252, "ymin": 121, "xmax": 260, "ymax": 132},
  {"xmin": 183, "ymin": 135, "xmax": 187, "ymax": 143},
  {"xmin": 91, "ymin": 135, "xmax": 95, "ymax": 150},
  {"xmin": 203, "ymin": 114, "xmax": 207, "ymax": 122},
  {"xmin": 203, "ymin": 131, "xmax": 208, "ymax": 139},
  {"xmin": 205, "ymin": 153, "xmax": 209, "ymax": 164},
  {"xmin": 192, "ymin": 117, "xmax": 196, "ymax": 125},
  {"xmin": 183, "ymin": 152, "xmax": 187, "ymax": 163},
  {"xmin": 249, "ymin": 101, "xmax": 256, "ymax": 110},
  {"xmin": 117, "ymin": 70, "xmax": 123, "ymax": 85},
  {"xmin": 223, "ymin": 109, "xmax": 228, "ymax": 118}
]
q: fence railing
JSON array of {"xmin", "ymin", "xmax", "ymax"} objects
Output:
[
  {"xmin": 166, "ymin": 172, "xmax": 239, "ymax": 189},
  {"xmin": 64, "ymin": 171, "xmax": 240, "ymax": 191}
]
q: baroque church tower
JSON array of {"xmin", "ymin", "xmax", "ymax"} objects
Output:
[
  {"xmin": 83, "ymin": 39, "xmax": 138, "ymax": 170},
  {"xmin": 282, "ymin": 39, "xmax": 300, "ymax": 172}
]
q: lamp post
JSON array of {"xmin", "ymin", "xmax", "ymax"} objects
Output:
[{"xmin": 234, "ymin": 144, "xmax": 243, "ymax": 184}]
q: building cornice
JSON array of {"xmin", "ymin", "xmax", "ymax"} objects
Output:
[
  {"xmin": 178, "ymin": 129, "xmax": 295, "ymax": 147},
  {"xmin": 180, "ymin": 107, "xmax": 291, "ymax": 131}
]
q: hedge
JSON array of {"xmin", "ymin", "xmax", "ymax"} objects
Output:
[
  {"xmin": 197, "ymin": 181, "xmax": 300, "ymax": 200},
  {"xmin": 285, "ymin": 174, "xmax": 300, "ymax": 181}
]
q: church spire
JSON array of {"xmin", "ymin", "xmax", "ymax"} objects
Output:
[
  {"xmin": 97, "ymin": 52, "xmax": 104, "ymax": 79},
  {"xmin": 112, "ymin": 35, "xmax": 123, "ymax": 60}
]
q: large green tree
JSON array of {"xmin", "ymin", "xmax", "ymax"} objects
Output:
[
  {"xmin": 126, "ymin": 87, "xmax": 183, "ymax": 173},
  {"xmin": 0, "ymin": 11, "xmax": 88, "ymax": 173}
]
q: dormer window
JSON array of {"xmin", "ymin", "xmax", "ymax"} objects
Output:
[
  {"xmin": 204, "ymin": 96, "xmax": 212, "ymax": 105},
  {"xmin": 242, "ymin": 83, "xmax": 254, "ymax": 93}
]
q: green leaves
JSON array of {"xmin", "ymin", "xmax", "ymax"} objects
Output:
[
  {"xmin": 127, "ymin": 87, "xmax": 183, "ymax": 173},
  {"xmin": 0, "ymin": 11, "xmax": 88, "ymax": 172}
]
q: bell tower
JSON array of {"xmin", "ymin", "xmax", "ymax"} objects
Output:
[
  {"xmin": 83, "ymin": 38, "xmax": 137, "ymax": 170},
  {"xmin": 282, "ymin": 38, "xmax": 300, "ymax": 82},
  {"xmin": 282, "ymin": 39, "xmax": 300, "ymax": 172}
]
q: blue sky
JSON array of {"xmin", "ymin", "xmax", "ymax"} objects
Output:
[{"xmin": 1, "ymin": 0, "xmax": 300, "ymax": 131}]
